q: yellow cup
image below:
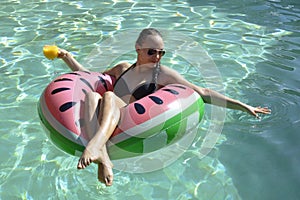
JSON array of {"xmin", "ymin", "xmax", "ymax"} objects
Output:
[{"xmin": 43, "ymin": 45, "xmax": 58, "ymax": 60}]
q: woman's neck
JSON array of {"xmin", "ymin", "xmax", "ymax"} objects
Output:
[{"xmin": 135, "ymin": 61, "xmax": 157, "ymax": 68}]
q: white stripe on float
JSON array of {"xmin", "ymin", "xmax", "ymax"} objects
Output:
[
  {"xmin": 108, "ymin": 91, "xmax": 201, "ymax": 145},
  {"xmin": 40, "ymin": 93, "xmax": 88, "ymax": 146}
]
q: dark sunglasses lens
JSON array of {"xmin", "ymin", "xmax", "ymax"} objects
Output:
[
  {"xmin": 147, "ymin": 49, "xmax": 165, "ymax": 56},
  {"xmin": 147, "ymin": 49, "xmax": 156, "ymax": 55}
]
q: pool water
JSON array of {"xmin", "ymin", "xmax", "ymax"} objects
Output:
[{"xmin": 1, "ymin": 0, "xmax": 299, "ymax": 199}]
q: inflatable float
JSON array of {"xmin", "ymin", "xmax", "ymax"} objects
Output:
[{"xmin": 39, "ymin": 46, "xmax": 205, "ymax": 160}]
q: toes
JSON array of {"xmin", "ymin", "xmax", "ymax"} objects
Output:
[
  {"xmin": 77, "ymin": 158, "xmax": 91, "ymax": 169},
  {"xmin": 77, "ymin": 159, "xmax": 83, "ymax": 169},
  {"xmin": 97, "ymin": 163, "xmax": 113, "ymax": 186},
  {"xmin": 103, "ymin": 165, "xmax": 113, "ymax": 186},
  {"xmin": 105, "ymin": 175, "xmax": 113, "ymax": 186},
  {"xmin": 77, "ymin": 160, "xmax": 84, "ymax": 169}
]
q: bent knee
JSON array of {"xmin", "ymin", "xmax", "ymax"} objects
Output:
[
  {"xmin": 85, "ymin": 91, "xmax": 102, "ymax": 101},
  {"xmin": 102, "ymin": 91, "xmax": 116, "ymax": 99},
  {"xmin": 103, "ymin": 91, "xmax": 126, "ymax": 108}
]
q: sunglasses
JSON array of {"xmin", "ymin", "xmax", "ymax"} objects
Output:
[{"xmin": 147, "ymin": 49, "xmax": 166, "ymax": 56}]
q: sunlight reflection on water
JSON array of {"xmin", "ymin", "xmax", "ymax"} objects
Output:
[{"xmin": 1, "ymin": 0, "xmax": 299, "ymax": 199}]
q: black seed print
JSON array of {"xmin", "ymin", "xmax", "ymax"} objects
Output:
[
  {"xmin": 162, "ymin": 89, "xmax": 179, "ymax": 95},
  {"xmin": 54, "ymin": 78, "xmax": 73, "ymax": 82},
  {"xmin": 172, "ymin": 85, "xmax": 186, "ymax": 90},
  {"xmin": 98, "ymin": 76, "xmax": 108, "ymax": 91},
  {"xmin": 82, "ymin": 89, "xmax": 88, "ymax": 95},
  {"xmin": 149, "ymin": 96, "xmax": 163, "ymax": 104},
  {"xmin": 134, "ymin": 103, "xmax": 145, "ymax": 114},
  {"xmin": 59, "ymin": 102, "xmax": 77, "ymax": 112},
  {"xmin": 67, "ymin": 72, "xmax": 81, "ymax": 76},
  {"xmin": 51, "ymin": 87, "xmax": 71, "ymax": 95},
  {"xmin": 80, "ymin": 78, "xmax": 93, "ymax": 91},
  {"xmin": 83, "ymin": 71, "xmax": 91, "ymax": 74}
]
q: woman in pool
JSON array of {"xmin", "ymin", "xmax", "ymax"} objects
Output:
[{"xmin": 57, "ymin": 28, "xmax": 270, "ymax": 186}]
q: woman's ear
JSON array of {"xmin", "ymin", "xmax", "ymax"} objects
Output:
[{"xmin": 135, "ymin": 43, "xmax": 141, "ymax": 52}]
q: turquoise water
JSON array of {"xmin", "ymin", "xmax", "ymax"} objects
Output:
[{"xmin": 1, "ymin": 0, "xmax": 299, "ymax": 199}]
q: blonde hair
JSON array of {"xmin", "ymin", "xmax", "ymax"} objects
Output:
[{"xmin": 136, "ymin": 28, "xmax": 163, "ymax": 46}]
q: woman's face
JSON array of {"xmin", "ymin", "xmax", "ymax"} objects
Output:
[{"xmin": 136, "ymin": 35, "xmax": 165, "ymax": 64}]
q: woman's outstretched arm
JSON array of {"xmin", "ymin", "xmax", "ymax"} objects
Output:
[
  {"xmin": 160, "ymin": 66, "xmax": 271, "ymax": 118},
  {"xmin": 193, "ymin": 87, "xmax": 271, "ymax": 118},
  {"xmin": 58, "ymin": 48, "xmax": 88, "ymax": 72}
]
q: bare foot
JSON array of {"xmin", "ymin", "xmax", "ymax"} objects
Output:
[
  {"xmin": 77, "ymin": 146, "xmax": 102, "ymax": 169},
  {"xmin": 77, "ymin": 145, "xmax": 114, "ymax": 186},
  {"xmin": 97, "ymin": 145, "xmax": 114, "ymax": 186},
  {"xmin": 98, "ymin": 163, "xmax": 113, "ymax": 186}
]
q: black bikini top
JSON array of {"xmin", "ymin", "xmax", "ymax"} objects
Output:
[{"xmin": 113, "ymin": 63, "xmax": 160, "ymax": 100}]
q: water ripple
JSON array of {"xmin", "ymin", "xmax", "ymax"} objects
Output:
[{"xmin": 0, "ymin": 0, "xmax": 299, "ymax": 199}]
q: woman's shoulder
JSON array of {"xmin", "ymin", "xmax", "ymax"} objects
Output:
[
  {"xmin": 158, "ymin": 65, "xmax": 182, "ymax": 84},
  {"xmin": 105, "ymin": 62, "xmax": 131, "ymax": 77},
  {"xmin": 159, "ymin": 64, "xmax": 193, "ymax": 86},
  {"xmin": 159, "ymin": 65, "xmax": 182, "ymax": 77},
  {"xmin": 116, "ymin": 62, "xmax": 132, "ymax": 69}
]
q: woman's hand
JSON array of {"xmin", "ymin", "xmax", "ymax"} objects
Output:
[
  {"xmin": 57, "ymin": 48, "xmax": 69, "ymax": 59},
  {"xmin": 56, "ymin": 48, "xmax": 88, "ymax": 72},
  {"xmin": 244, "ymin": 105, "xmax": 271, "ymax": 119}
]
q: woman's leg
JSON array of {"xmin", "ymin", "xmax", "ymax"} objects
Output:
[
  {"xmin": 78, "ymin": 91, "xmax": 126, "ymax": 185},
  {"xmin": 83, "ymin": 92, "xmax": 102, "ymax": 140},
  {"xmin": 82, "ymin": 92, "xmax": 113, "ymax": 185}
]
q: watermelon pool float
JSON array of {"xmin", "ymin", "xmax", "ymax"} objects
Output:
[{"xmin": 38, "ymin": 71, "xmax": 205, "ymax": 160}]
